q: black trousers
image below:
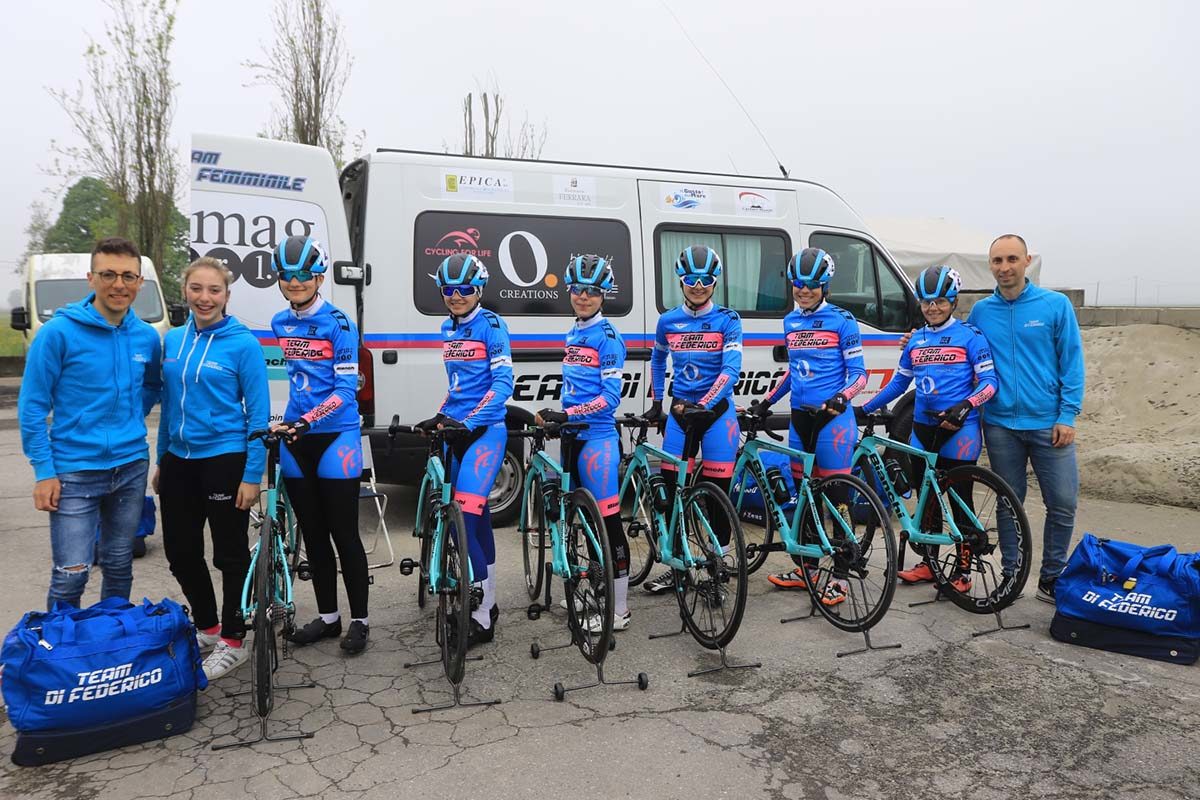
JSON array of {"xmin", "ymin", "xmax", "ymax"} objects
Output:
[{"xmin": 159, "ymin": 451, "xmax": 251, "ymax": 638}]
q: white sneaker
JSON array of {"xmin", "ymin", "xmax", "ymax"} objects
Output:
[
  {"xmin": 196, "ymin": 629, "xmax": 222, "ymax": 651},
  {"xmin": 202, "ymin": 641, "xmax": 249, "ymax": 681},
  {"xmin": 585, "ymin": 610, "xmax": 631, "ymax": 633}
]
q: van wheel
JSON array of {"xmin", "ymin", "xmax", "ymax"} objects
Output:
[{"xmin": 488, "ymin": 443, "xmax": 525, "ymax": 527}]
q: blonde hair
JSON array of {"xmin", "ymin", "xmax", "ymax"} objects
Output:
[{"xmin": 183, "ymin": 256, "xmax": 235, "ymax": 287}]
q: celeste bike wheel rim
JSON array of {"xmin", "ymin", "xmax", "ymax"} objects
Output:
[
  {"xmin": 621, "ymin": 467, "xmax": 658, "ymax": 587},
  {"xmin": 522, "ymin": 473, "xmax": 547, "ymax": 602},
  {"xmin": 564, "ymin": 488, "xmax": 615, "ymax": 665}
]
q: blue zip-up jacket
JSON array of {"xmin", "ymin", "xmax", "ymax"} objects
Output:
[
  {"xmin": 158, "ymin": 314, "xmax": 270, "ymax": 484},
  {"xmin": 651, "ymin": 302, "xmax": 742, "ymax": 409},
  {"xmin": 764, "ymin": 301, "xmax": 867, "ymax": 409},
  {"xmin": 561, "ymin": 313, "xmax": 626, "ymax": 440},
  {"xmin": 863, "ymin": 317, "xmax": 998, "ymax": 425},
  {"xmin": 19, "ymin": 294, "xmax": 162, "ymax": 481},
  {"xmin": 967, "ymin": 280, "xmax": 1084, "ymax": 429},
  {"xmin": 271, "ymin": 296, "xmax": 360, "ymax": 433},
  {"xmin": 439, "ymin": 305, "xmax": 514, "ymax": 430}
]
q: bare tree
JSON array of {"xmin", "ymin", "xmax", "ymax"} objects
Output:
[
  {"xmin": 46, "ymin": 0, "xmax": 180, "ymax": 283},
  {"xmin": 246, "ymin": 0, "xmax": 355, "ymax": 167},
  {"xmin": 18, "ymin": 200, "xmax": 53, "ymax": 272},
  {"xmin": 457, "ymin": 79, "xmax": 547, "ymax": 159}
]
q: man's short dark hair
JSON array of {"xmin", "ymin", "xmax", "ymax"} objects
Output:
[
  {"xmin": 989, "ymin": 233, "xmax": 1028, "ymax": 254},
  {"xmin": 91, "ymin": 237, "xmax": 141, "ymax": 270}
]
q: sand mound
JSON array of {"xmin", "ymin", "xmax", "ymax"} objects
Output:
[{"xmin": 1076, "ymin": 325, "xmax": 1200, "ymax": 508}]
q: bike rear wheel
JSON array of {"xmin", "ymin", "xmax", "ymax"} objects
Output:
[
  {"xmin": 563, "ymin": 489, "xmax": 614, "ymax": 664},
  {"xmin": 802, "ymin": 474, "xmax": 897, "ymax": 632},
  {"xmin": 438, "ymin": 501, "xmax": 471, "ymax": 685},
  {"xmin": 921, "ymin": 465, "xmax": 1032, "ymax": 614},
  {"xmin": 252, "ymin": 521, "xmax": 276, "ymax": 718},
  {"xmin": 729, "ymin": 464, "xmax": 775, "ymax": 575},
  {"xmin": 675, "ymin": 482, "xmax": 748, "ymax": 650},
  {"xmin": 621, "ymin": 466, "xmax": 658, "ymax": 587},
  {"xmin": 521, "ymin": 473, "xmax": 547, "ymax": 602}
]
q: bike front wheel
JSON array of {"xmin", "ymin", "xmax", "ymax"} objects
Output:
[
  {"xmin": 802, "ymin": 474, "xmax": 897, "ymax": 633},
  {"xmin": 675, "ymin": 482, "xmax": 748, "ymax": 650},
  {"xmin": 621, "ymin": 466, "xmax": 659, "ymax": 587},
  {"xmin": 521, "ymin": 473, "xmax": 547, "ymax": 602},
  {"xmin": 922, "ymin": 464, "xmax": 1033, "ymax": 614},
  {"xmin": 438, "ymin": 501, "xmax": 471, "ymax": 685},
  {"xmin": 251, "ymin": 521, "xmax": 276, "ymax": 718},
  {"xmin": 563, "ymin": 488, "xmax": 614, "ymax": 665}
]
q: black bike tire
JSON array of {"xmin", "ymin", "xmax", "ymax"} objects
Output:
[
  {"xmin": 521, "ymin": 473, "xmax": 547, "ymax": 602},
  {"xmin": 676, "ymin": 482, "xmax": 748, "ymax": 650},
  {"xmin": 802, "ymin": 473, "xmax": 897, "ymax": 633},
  {"xmin": 417, "ymin": 488, "xmax": 437, "ymax": 611},
  {"xmin": 622, "ymin": 467, "xmax": 659, "ymax": 587},
  {"xmin": 439, "ymin": 500, "xmax": 471, "ymax": 686},
  {"xmin": 252, "ymin": 518, "xmax": 275, "ymax": 718},
  {"xmin": 730, "ymin": 463, "xmax": 775, "ymax": 575},
  {"xmin": 563, "ymin": 488, "xmax": 615, "ymax": 665},
  {"xmin": 925, "ymin": 465, "xmax": 1033, "ymax": 614}
]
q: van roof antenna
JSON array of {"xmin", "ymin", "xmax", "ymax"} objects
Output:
[{"xmin": 660, "ymin": 1, "xmax": 790, "ymax": 179}]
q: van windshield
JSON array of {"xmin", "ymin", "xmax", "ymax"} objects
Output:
[{"xmin": 35, "ymin": 279, "xmax": 165, "ymax": 323}]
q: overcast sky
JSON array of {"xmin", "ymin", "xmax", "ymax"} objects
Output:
[{"xmin": 3, "ymin": 0, "xmax": 1197, "ymax": 305}]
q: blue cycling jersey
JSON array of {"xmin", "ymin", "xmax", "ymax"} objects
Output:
[
  {"xmin": 863, "ymin": 317, "xmax": 998, "ymax": 425},
  {"xmin": 271, "ymin": 296, "xmax": 359, "ymax": 432},
  {"xmin": 765, "ymin": 301, "xmax": 867, "ymax": 409},
  {"xmin": 651, "ymin": 302, "xmax": 742, "ymax": 409},
  {"xmin": 561, "ymin": 313, "xmax": 625, "ymax": 440},
  {"xmin": 438, "ymin": 305, "xmax": 514, "ymax": 430}
]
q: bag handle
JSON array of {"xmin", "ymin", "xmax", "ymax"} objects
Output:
[
  {"xmin": 56, "ymin": 605, "xmax": 140, "ymax": 644},
  {"xmin": 1120, "ymin": 544, "xmax": 1178, "ymax": 581}
]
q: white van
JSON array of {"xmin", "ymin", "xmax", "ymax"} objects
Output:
[
  {"xmin": 189, "ymin": 133, "xmax": 921, "ymax": 524},
  {"xmin": 10, "ymin": 253, "xmax": 175, "ymax": 348}
]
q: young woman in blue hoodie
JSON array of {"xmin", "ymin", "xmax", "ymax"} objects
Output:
[{"xmin": 153, "ymin": 257, "xmax": 270, "ymax": 681}]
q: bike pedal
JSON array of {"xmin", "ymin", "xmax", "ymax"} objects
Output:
[
  {"xmin": 296, "ymin": 560, "xmax": 313, "ymax": 581},
  {"xmin": 398, "ymin": 558, "xmax": 417, "ymax": 576},
  {"xmin": 367, "ymin": 575, "xmax": 375, "ymax": 586}
]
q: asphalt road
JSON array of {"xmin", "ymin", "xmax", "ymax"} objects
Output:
[{"xmin": 1, "ymin": 417, "xmax": 1198, "ymax": 800}]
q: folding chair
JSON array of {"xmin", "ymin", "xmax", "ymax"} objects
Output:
[{"xmin": 358, "ymin": 435, "xmax": 394, "ymax": 569}]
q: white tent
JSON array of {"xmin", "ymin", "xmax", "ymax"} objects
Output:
[{"xmin": 866, "ymin": 217, "xmax": 1042, "ymax": 289}]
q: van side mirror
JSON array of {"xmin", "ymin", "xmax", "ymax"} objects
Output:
[
  {"xmin": 333, "ymin": 260, "xmax": 371, "ymax": 287},
  {"xmin": 168, "ymin": 303, "xmax": 188, "ymax": 327},
  {"xmin": 10, "ymin": 307, "xmax": 29, "ymax": 332}
]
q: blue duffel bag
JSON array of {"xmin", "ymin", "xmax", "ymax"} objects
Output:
[
  {"xmin": 1, "ymin": 597, "xmax": 207, "ymax": 737},
  {"xmin": 1051, "ymin": 534, "xmax": 1200, "ymax": 665}
]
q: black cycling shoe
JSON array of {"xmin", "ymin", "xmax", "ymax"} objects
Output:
[
  {"xmin": 490, "ymin": 604, "xmax": 500, "ymax": 625},
  {"xmin": 340, "ymin": 620, "xmax": 369, "ymax": 654},
  {"xmin": 285, "ymin": 617, "xmax": 342, "ymax": 646},
  {"xmin": 449, "ymin": 616, "xmax": 495, "ymax": 651}
]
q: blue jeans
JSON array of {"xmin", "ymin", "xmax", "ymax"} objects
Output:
[
  {"xmin": 48, "ymin": 459, "xmax": 149, "ymax": 609},
  {"xmin": 983, "ymin": 425, "xmax": 1078, "ymax": 581}
]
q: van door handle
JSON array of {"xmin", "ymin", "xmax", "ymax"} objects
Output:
[{"xmin": 772, "ymin": 345, "xmax": 788, "ymax": 363}]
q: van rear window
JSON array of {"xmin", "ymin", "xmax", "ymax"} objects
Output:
[{"xmin": 413, "ymin": 211, "xmax": 633, "ymax": 317}]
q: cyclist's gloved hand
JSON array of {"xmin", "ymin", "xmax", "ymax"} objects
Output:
[
  {"xmin": 748, "ymin": 399, "xmax": 772, "ymax": 420},
  {"xmin": 415, "ymin": 414, "xmax": 444, "ymax": 434},
  {"xmin": 280, "ymin": 418, "xmax": 310, "ymax": 443},
  {"xmin": 822, "ymin": 393, "xmax": 849, "ymax": 416},
  {"xmin": 679, "ymin": 401, "xmax": 713, "ymax": 421},
  {"xmin": 642, "ymin": 400, "xmax": 664, "ymax": 423},
  {"xmin": 537, "ymin": 408, "xmax": 569, "ymax": 425},
  {"xmin": 438, "ymin": 417, "xmax": 469, "ymax": 438},
  {"xmin": 853, "ymin": 405, "xmax": 871, "ymax": 425},
  {"xmin": 938, "ymin": 400, "xmax": 973, "ymax": 430}
]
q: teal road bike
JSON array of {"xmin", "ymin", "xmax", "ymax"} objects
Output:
[
  {"xmin": 212, "ymin": 428, "xmax": 315, "ymax": 750},
  {"xmin": 729, "ymin": 408, "xmax": 898, "ymax": 657},
  {"xmin": 850, "ymin": 409, "xmax": 1032, "ymax": 636},
  {"xmin": 516, "ymin": 423, "xmax": 649, "ymax": 701},
  {"xmin": 618, "ymin": 411, "xmax": 756, "ymax": 677},
  {"xmin": 394, "ymin": 419, "xmax": 499, "ymax": 713}
]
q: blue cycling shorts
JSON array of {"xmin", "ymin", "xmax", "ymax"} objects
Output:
[
  {"xmin": 281, "ymin": 429, "xmax": 363, "ymax": 481},
  {"xmin": 788, "ymin": 406, "xmax": 857, "ymax": 478},
  {"xmin": 661, "ymin": 399, "xmax": 739, "ymax": 479},
  {"xmin": 563, "ymin": 434, "xmax": 621, "ymax": 516},
  {"xmin": 449, "ymin": 422, "xmax": 508, "ymax": 516}
]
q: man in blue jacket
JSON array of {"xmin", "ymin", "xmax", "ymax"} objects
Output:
[
  {"xmin": 18, "ymin": 237, "xmax": 163, "ymax": 609},
  {"xmin": 967, "ymin": 234, "xmax": 1084, "ymax": 603}
]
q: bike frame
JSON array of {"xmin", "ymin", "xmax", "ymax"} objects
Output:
[
  {"xmin": 516, "ymin": 436, "xmax": 607, "ymax": 580},
  {"xmin": 240, "ymin": 453, "xmax": 299, "ymax": 622},
  {"xmin": 618, "ymin": 435, "xmax": 713, "ymax": 572},
  {"xmin": 730, "ymin": 436, "xmax": 853, "ymax": 559},
  {"xmin": 852, "ymin": 432, "xmax": 980, "ymax": 548},
  {"xmin": 413, "ymin": 441, "xmax": 474, "ymax": 592}
]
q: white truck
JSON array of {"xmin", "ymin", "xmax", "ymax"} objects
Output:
[{"xmin": 189, "ymin": 134, "xmax": 920, "ymax": 524}]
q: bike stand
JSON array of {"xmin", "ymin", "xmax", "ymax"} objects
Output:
[
  {"xmin": 781, "ymin": 587, "xmax": 901, "ymax": 659},
  {"xmin": 970, "ymin": 569, "xmax": 1031, "ymax": 639},
  {"xmin": 526, "ymin": 563, "xmax": 555, "ymax": 621},
  {"xmin": 650, "ymin": 617, "xmax": 761, "ymax": 678},
  {"xmin": 531, "ymin": 630, "xmax": 639, "ymax": 699},
  {"xmin": 213, "ymin": 675, "xmax": 317, "ymax": 750},
  {"xmin": 403, "ymin": 654, "xmax": 501, "ymax": 713}
]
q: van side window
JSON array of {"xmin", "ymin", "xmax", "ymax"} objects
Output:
[
  {"xmin": 809, "ymin": 233, "xmax": 910, "ymax": 332},
  {"xmin": 656, "ymin": 227, "xmax": 790, "ymax": 316}
]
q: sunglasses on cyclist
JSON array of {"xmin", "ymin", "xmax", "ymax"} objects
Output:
[
  {"xmin": 279, "ymin": 269, "xmax": 317, "ymax": 283},
  {"xmin": 568, "ymin": 285, "xmax": 604, "ymax": 298},
  {"xmin": 680, "ymin": 274, "xmax": 716, "ymax": 288},
  {"xmin": 919, "ymin": 298, "xmax": 953, "ymax": 309},
  {"xmin": 791, "ymin": 278, "xmax": 824, "ymax": 290},
  {"xmin": 441, "ymin": 285, "xmax": 480, "ymax": 298}
]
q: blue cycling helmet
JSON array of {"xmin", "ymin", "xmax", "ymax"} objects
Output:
[
  {"xmin": 674, "ymin": 245, "xmax": 722, "ymax": 279},
  {"xmin": 272, "ymin": 235, "xmax": 328, "ymax": 275},
  {"xmin": 435, "ymin": 253, "xmax": 489, "ymax": 289},
  {"xmin": 788, "ymin": 248, "xmax": 836, "ymax": 287},
  {"xmin": 914, "ymin": 265, "xmax": 962, "ymax": 302},
  {"xmin": 563, "ymin": 254, "xmax": 615, "ymax": 292}
]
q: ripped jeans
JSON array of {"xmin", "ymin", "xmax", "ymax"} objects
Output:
[{"xmin": 47, "ymin": 459, "xmax": 148, "ymax": 609}]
